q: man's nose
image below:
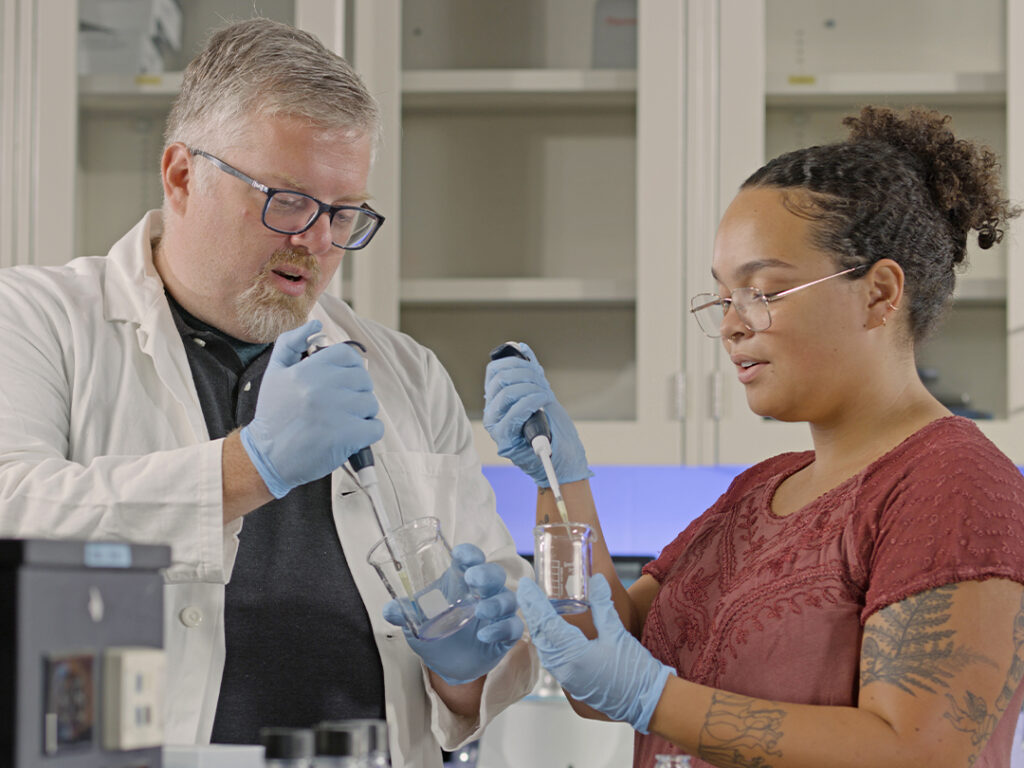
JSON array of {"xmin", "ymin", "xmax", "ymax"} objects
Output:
[{"xmin": 290, "ymin": 210, "xmax": 335, "ymax": 255}]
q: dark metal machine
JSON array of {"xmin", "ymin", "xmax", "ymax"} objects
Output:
[{"xmin": 0, "ymin": 538, "xmax": 170, "ymax": 768}]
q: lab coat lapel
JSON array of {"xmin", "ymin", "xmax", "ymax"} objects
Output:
[{"xmin": 103, "ymin": 211, "xmax": 210, "ymax": 442}]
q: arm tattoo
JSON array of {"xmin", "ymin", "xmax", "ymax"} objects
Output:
[
  {"xmin": 943, "ymin": 591, "xmax": 1024, "ymax": 764},
  {"xmin": 697, "ymin": 691, "xmax": 786, "ymax": 768},
  {"xmin": 943, "ymin": 690, "xmax": 997, "ymax": 762},
  {"xmin": 860, "ymin": 585, "xmax": 997, "ymax": 695},
  {"xmin": 995, "ymin": 590, "xmax": 1024, "ymax": 711}
]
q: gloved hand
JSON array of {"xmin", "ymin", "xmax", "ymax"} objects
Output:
[
  {"xmin": 482, "ymin": 342, "xmax": 592, "ymax": 487},
  {"xmin": 240, "ymin": 319, "xmax": 384, "ymax": 498},
  {"xmin": 516, "ymin": 573, "xmax": 674, "ymax": 734},
  {"xmin": 383, "ymin": 544, "xmax": 524, "ymax": 685}
]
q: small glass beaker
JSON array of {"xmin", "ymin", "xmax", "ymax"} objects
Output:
[
  {"xmin": 654, "ymin": 755, "xmax": 692, "ymax": 767},
  {"xmin": 344, "ymin": 719, "xmax": 389, "ymax": 767},
  {"xmin": 367, "ymin": 516, "xmax": 479, "ymax": 641},
  {"xmin": 532, "ymin": 522, "xmax": 593, "ymax": 614}
]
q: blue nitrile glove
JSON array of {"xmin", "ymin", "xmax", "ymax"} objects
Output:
[
  {"xmin": 482, "ymin": 342, "xmax": 592, "ymax": 487},
  {"xmin": 239, "ymin": 319, "xmax": 384, "ymax": 498},
  {"xmin": 516, "ymin": 573, "xmax": 674, "ymax": 734},
  {"xmin": 383, "ymin": 543, "xmax": 524, "ymax": 685}
]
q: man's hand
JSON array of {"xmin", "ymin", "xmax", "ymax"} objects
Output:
[
  {"xmin": 384, "ymin": 544, "xmax": 524, "ymax": 685},
  {"xmin": 240, "ymin": 319, "xmax": 384, "ymax": 497}
]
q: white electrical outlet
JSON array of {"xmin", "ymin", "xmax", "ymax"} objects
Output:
[{"xmin": 102, "ymin": 646, "xmax": 166, "ymax": 750}]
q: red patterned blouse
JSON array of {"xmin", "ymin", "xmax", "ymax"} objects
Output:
[{"xmin": 635, "ymin": 416, "xmax": 1024, "ymax": 768}]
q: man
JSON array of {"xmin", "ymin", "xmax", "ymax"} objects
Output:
[{"xmin": 0, "ymin": 18, "xmax": 536, "ymax": 766}]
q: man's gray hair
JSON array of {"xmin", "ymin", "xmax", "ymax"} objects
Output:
[{"xmin": 164, "ymin": 17, "xmax": 380, "ymax": 154}]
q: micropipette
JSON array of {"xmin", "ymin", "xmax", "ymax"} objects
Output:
[
  {"xmin": 302, "ymin": 335, "xmax": 402, "ymax": 544},
  {"xmin": 489, "ymin": 341, "xmax": 570, "ymax": 524},
  {"xmin": 302, "ymin": 335, "xmax": 414, "ymax": 596}
]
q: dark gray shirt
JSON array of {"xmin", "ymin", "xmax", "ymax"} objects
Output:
[{"xmin": 165, "ymin": 295, "xmax": 385, "ymax": 743}]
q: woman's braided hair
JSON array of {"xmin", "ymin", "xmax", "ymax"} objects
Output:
[{"xmin": 743, "ymin": 106, "xmax": 1019, "ymax": 341}]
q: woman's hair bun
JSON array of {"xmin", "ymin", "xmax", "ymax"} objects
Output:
[{"xmin": 842, "ymin": 106, "xmax": 1016, "ymax": 254}]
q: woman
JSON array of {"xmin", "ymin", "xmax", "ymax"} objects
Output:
[{"xmin": 484, "ymin": 106, "xmax": 1024, "ymax": 767}]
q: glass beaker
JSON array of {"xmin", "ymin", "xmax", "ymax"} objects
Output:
[
  {"xmin": 654, "ymin": 755, "xmax": 692, "ymax": 767},
  {"xmin": 367, "ymin": 516, "xmax": 479, "ymax": 640},
  {"xmin": 532, "ymin": 522, "xmax": 593, "ymax": 614},
  {"xmin": 344, "ymin": 719, "xmax": 389, "ymax": 767}
]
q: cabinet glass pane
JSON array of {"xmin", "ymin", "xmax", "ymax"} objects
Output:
[
  {"xmin": 397, "ymin": 1, "xmax": 641, "ymax": 425},
  {"xmin": 401, "ymin": 109, "xmax": 635, "ymax": 280},
  {"xmin": 917, "ymin": 304, "xmax": 1007, "ymax": 419},
  {"xmin": 76, "ymin": 0, "xmax": 296, "ymax": 259},
  {"xmin": 402, "ymin": 0, "xmax": 634, "ymax": 71},
  {"xmin": 401, "ymin": 305, "xmax": 636, "ymax": 422},
  {"xmin": 171, "ymin": 1, "xmax": 296, "ymax": 70},
  {"xmin": 766, "ymin": 0, "xmax": 1003, "ymax": 76}
]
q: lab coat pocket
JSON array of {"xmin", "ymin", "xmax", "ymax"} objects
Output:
[{"xmin": 374, "ymin": 450, "xmax": 461, "ymax": 533}]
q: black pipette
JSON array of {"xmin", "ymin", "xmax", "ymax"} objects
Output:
[
  {"xmin": 302, "ymin": 335, "xmax": 398, "ymax": 536},
  {"xmin": 489, "ymin": 341, "xmax": 570, "ymax": 523}
]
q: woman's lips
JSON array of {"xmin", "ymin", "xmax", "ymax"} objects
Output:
[{"xmin": 735, "ymin": 359, "xmax": 766, "ymax": 384}]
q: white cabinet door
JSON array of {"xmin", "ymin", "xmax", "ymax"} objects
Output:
[
  {"xmin": 354, "ymin": 0, "xmax": 688, "ymax": 466},
  {"xmin": 1, "ymin": 0, "xmax": 76, "ymax": 269}
]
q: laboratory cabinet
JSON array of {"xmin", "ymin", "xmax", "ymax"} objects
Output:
[
  {"xmin": 711, "ymin": 0, "xmax": 1024, "ymax": 465},
  {"xmin": 7, "ymin": 0, "xmax": 1024, "ymax": 467},
  {"xmin": 6, "ymin": 0, "xmax": 692, "ymax": 466},
  {"xmin": 361, "ymin": 0, "xmax": 690, "ymax": 466}
]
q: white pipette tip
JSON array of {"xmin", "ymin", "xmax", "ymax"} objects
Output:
[{"xmin": 531, "ymin": 435, "xmax": 570, "ymax": 524}]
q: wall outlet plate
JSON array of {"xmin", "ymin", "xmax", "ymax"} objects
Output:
[{"xmin": 102, "ymin": 646, "xmax": 165, "ymax": 750}]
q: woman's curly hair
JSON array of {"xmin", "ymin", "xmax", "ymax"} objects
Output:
[{"xmin": 743, "ymin": 106, "xmax": 1019, "ymax": 341}]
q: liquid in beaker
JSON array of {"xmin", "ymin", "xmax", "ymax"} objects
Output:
[{"xmin": 533, "ymin": 522, "xmax": 593, "ymax": 614}]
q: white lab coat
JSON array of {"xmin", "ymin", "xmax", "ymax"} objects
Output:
[{"xmin": 0, "ymin": 211, "xmax": 538, "ymax": 766}]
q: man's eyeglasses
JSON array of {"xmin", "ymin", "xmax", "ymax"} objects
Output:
[
  {"xmin": 189, "ymin": 148, "xmax": 385, "ymax": 250},
  {"xmin": 689, "ymin": 264, "xmax": 868, "ymax": 338}
]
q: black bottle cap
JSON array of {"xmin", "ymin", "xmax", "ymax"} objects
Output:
[
  {"xmin": 259, "ymin": 727, "xmax": 314, "ymax": 759},
  {"xmin": 314, "ymin": 722, "xmax": 366, "ymax": 757}
]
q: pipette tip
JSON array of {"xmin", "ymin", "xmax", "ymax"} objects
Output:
[{"xmin": 555, "ymin": 497, "xmax": 570, "ymax": 524}]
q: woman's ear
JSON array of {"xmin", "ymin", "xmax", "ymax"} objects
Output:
[
  {"xmin": 864, "ymin": 258, "xmax": 905, "ymax": 330},
  {"xmin": 161, "ymin": 143, "xmax": 193, "ymax": 214}
]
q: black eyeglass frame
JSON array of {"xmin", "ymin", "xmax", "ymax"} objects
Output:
[{"xmin": 188, "ymin": 148, "xmax": 385, "ymax": 250}]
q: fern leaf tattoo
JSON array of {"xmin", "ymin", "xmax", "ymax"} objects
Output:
[{"xmin": 861, "ymin": 586, "xmax": 997, "ymax": 695}]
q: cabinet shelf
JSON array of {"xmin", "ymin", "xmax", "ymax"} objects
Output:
[
  {"xmin": 766, "ymin": 71, "xmax": 1005, "ymax": 107},
  {"xmin": 80, "ymin": 69, "xmax": 639, "ymax": 112},
  {"xmin": 400, "ymin": 277, "xmax": 636, "ymax": 306},
  {"xmin": 402, "ymin": 69, "xmax": 637, "ymax": 110},
  {"xmin": 78, "ymin": 73, "xmax": 184, "ymax": 112}
]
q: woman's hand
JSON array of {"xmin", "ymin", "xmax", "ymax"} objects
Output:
[
  {"xmin": 483, "ymin": 342, "xmax": 592, "ymax": 487},
  {"xmin": 517, "ymin": 573, "xmax": 674, "ymax": 734}
]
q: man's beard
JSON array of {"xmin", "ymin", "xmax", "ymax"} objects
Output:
[{"xmin": 234, "ymin": 248, "xmax": 322, "ymax": 342}]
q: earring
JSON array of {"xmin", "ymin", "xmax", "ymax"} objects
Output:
[
  {"xmin": 881, "ymin": 316, "xmax": 887, "ymax": 326},
  {"xmin": 887, "ymin": 302, "xmax": 900, "ymax": 312}
]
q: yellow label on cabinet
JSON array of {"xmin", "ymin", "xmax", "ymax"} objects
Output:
[
  {"xmin": 787, "ymin": 74, "xmax": 817, "ymax": 86},
  {"xmin": 134, "ymin": 75, "xmax": 163, "ymax": 87}
]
